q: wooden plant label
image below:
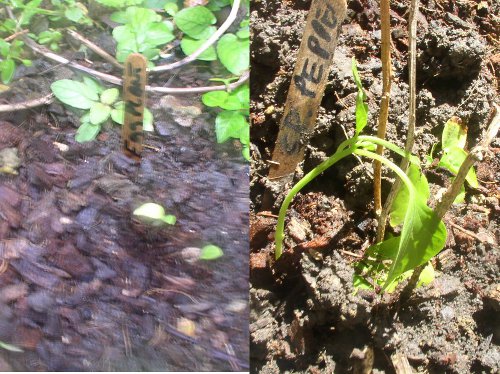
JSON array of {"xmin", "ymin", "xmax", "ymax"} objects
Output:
[
  {"xmin": 268, "ymin": 0, "xmax": 347, "ymax": 180},
  {"xmin": 122, "ymin": 53, "xmax": 147, "ymax": 160}
]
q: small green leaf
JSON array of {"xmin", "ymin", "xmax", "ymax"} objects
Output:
[
  {"xmin": 75, "ymin": 122, "xmax": 100, "ymax": 142},
  {"xmin": 65, "ymin": 7, "xmax": 84, "ymax": 22},
  {"xmin": 160, "ymin": 214, "xmax": 176, "ymax": 225},
  {"xmin": 100, "ymin": 88, "xmax": 119, "ymax": 105},
  {"xmin": 217, "ymin": 33, "xmax": 249, "ymax": 75},
  {"xmin": 174, "ymin": 6, "xmax": 216, "ymax": 39},
  {"xmin": 89, "ymin": 102, "xmax": 111, "ymax": 125},
  {"xmin": 180, "ymin": 37, "xmax": 217, "ymax": 61},
  {"xmin": 51, "ymin": 79, "xmax": 99, "ymax": 109},
  {"xmin": 352, "ymin": 57, "xmax": 368, "ymax": 135},
  {"xmin": 202, "ymin": 90, "xmax": 242, "ymax": 110},
  {"xmin": 133, "ymin": 203, "xmax": 165, "ymax": 219},
  {"xmin": 143, "ymin": 107, "xmax": 154, "ymax": 131},
  {"xmin": 242, "ymin": 146, "xmax": 250, "ymax": 161},
  {"xmin": 439, "ymin": 146, "xmax": 478, "ymax": 188},
  {"xmin": 215, "ymin": 111, "xmax": 247, "ymax": 143},
  {"xmin": 417, "ymin": 262, "xmax": 435, "ymax": 288},
  {"xmin": 164, "ymin": 1, "xmax": 178, "ymax": 15},
  {"xmin": 442, "ymin": 117, "xmax": 467, "ymax": 151},
  {"xmin": 0, "ymin": 58, "xmax": 15, "ymax": 84},
  {"xmin": 82, "ymin": 76, "xmax": 104, "ymax": 94},
  {"xmin": 199, "ymin": 244, "xmax": 223, "ymax": 260}
]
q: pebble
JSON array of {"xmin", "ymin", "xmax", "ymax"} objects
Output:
[{"xmin": 27, "ymin": 290, "xmax": 55, "ymax": 313}]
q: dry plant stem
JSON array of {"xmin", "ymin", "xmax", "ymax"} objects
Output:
[
  {"xmin": 65, "ymin": 29, "xmax": 123, "ymax": 69},
  {"xmin": 373, "ymin": 0, "xmax": 393, "ymax": 215},
  {"xmin": 5, "ymin": 29, "xmax": 28, "ymax": 41},
  {"xmin": 376, "ymin": 0, "xmax": 419, "ymax": 242},
  {"xmin": 401, "ymin": 104, "xmax": 500, "ymax": 301},
  {"xmin": 150, "ymin": 0, "xmax": 241, "ymax": 73},
  {"xmin": 0, "ymin": 93, "xmax": 54, "ymax": 112},
  {"xmin": 22, "ymin": 37, "xmax": 249, "ymax": 94}
]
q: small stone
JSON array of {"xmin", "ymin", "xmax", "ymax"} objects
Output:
[{"xmin": 27, "ymin": 290, "xmax": 54, "ymax": 313}]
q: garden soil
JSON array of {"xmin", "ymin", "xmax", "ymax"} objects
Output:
[
  {"xmin": 0, "ymin": 38, "xmax": 249, "ymax": 370},
  {"xmin": 250, "ymin": 0, "xmax": 499, "ymax": 373}
]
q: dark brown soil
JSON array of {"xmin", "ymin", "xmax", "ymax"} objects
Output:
[
  {"xmin": 0, "ymin": 40, "xmax": 249, "ymax": 370},
  {"xmin": 250, "ymin": 0, "xmax": 499, "ymax": 373}
]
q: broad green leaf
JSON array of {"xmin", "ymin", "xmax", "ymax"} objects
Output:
[
  {"xmin": 217, "ymin": 34, "xmax": 249, "ymax": 75},
  {"xmin": 64, "ymin": 7, "xmax": 84, "ymax": 22},
  {"xmin": 384, "ymin": 196, "xmax": 447, "ymax": 289},
  {"xmin": 0, "ymin": 58, "xmax": 15, "ymax": 84},
  {"xmin": 133, "ymin": 203, "xmax": 165, "ymax": 219},
  {"xmin": 75, "ymin": 122, "xmax": 100, "ymax": 142},
  {"xmin": 100, "ymin": 88, "xmax": 119, "ymax": 105},
  {"xmin": 0, "ymin": 40, "xmax": 10, "ymax": 57},
  {"xmin": 236, "ymin": 27, "xmax": 250, "ymax": 39},
  {"xmin": 442, "ymin": 117, "xmax": 467, "ymax": 151},
  {"xmin": 215, "ymin": 111, "xmax": 247, "ymax": 143},
  {"xmin": 439, "ymin": 146, "xmax": 478, "ymax": 187},
  {"xmin": 164, "ymin": 1, "xmax": 178, "ymax": 15},
  {"xmin": 390, "ymin": 164, "xmax": 430, "ymax": 227},
  {"xmin": 109, "ymin": 10, "xmax": 128, "ymax": 23},
  {"xmin": 180, "ymin": 37, "xmax": 217, "ymax": 61},
  {"xmin": 199, "ymin": 244, "xmax": 223, "ymax": 260},
  {"xmin": 239, "ymin": 126, "xmax": 249, "ymax": 145},
  {"xmin": 51, "ymin": 79, "xmax": 99, "ymax": 109},
  {"xmin": 234, "ymin": 84, "xmax": 250, "ymax": 109},
  {"xmin": 174, "ymin": 6, "xmax": 216, "ymax": 39},
  {"xmin": 202, "ymin": 91, "xmax": 242, "ymax": 110},
  {"xmin": 89, "ymin": 102, "xmax": 111, "ymax": 125},
  {"xmin": 82, "ymin": 76, "xmax": 104, "ymax": 94}
]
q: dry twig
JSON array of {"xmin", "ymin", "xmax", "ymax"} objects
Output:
[
  {"xmin": 373, "ymin": 0, "xmax": 393, "ymax": 215},
  {"xmin": 0, "ymin": 93, "xmax": 54, "ymax": 112}
]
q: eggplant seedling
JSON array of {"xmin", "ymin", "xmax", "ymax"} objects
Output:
[
  {"xmin": 133, "ymin": 202, "xmax": 176, "ymax": 226},
  {"xmin": 275, "ymin": 58, "xmax": 449, "ymax": 292}
]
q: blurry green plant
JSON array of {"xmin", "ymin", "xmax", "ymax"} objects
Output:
[
  {"xmin": 0, "ymin": 340, "xmax": 23, "ymax": 352},
  {"xmin": 202, "ymin": 83, "xmax": 250, "ymax": 160},
  {"xmin": 0, "ymin": 38, "xmax": 31, "ymax": 83},
  {"xmin": 51, "ymin": 76, "xmax": 153, "ymax": 142},
  {"xmin": 200, "ymin": 244, "xmax": 224, "ymax": 260},
  {"xmin": 133, "ymin": 202, "xmax": 176, "ymax": 226}
]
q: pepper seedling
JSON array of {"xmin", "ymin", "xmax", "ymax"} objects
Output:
[{"xmin": 275, "ymin": 58, "xmax": 448, "ymax": 292}]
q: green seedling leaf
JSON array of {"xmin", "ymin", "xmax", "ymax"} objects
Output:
[
  {"xmin": 215, "ymin": 111, "xmax": 247, "ymax": 143},
  {"xmin": 235, "ymin": 84, "xmax": 250, "ymax": 109},
  {"xmin": 133, "ymin": 203, "xmax": 166, "ymax": 219},
  {"xmin": 82, "ymin": 76, "xmax": 104, "ymax": 94},
  {"xmin": 164, "ymin": 1, "xmax": 179, "ymax": 15},
  {"xmin": 64, "ymin": 7, "xmax": 84, "ymax": 22},
  {"xmin": 89, "ymin": 102, "xmax": 111, "ymax": 125},
  {"xmin": 351, "ymin": 57, "xmax": 368, "ymax": 135},
  {"xmin": 0, "ymin": 58, "xmax": 15, "ymax": 84},
  {"xmin": 51, "ymin": 79, "xmax": 99, "ymax": 109},
  {"xmin": 0, "ymin": 340, "xmax": 23, "ymax": 352},
  {"xmin": 390, "ymin": 164, "xmax": 430, "ymax": 227},
  {"xmin": 417, "ymin": 262, "xmax": 435, "ymax": 287},
  {"xmin": 202, "ymin": 91, "xmax": 241, "ymax": 110},
  {"xmin": 199, "ymin": 244, "xmax": 223, "ymax": 260},
  {"xmin": 160, "ymin": 214, "xmax": 176, "ymax": 225},
  {"xmin": 174, "ymin": 6, "xmax": 216, "ymax": 39},
  {"xmin": 217, "ymin": 33, "xmax": 249, "ymax": 75},
  {"xmin": 143, "ymin": 107, "xmax": 154, "ymax": 132},
  {"xmin": 439, "ymin": 146, "xmax": 478, "ymax": 188},
  {"xmin": 180, "ymin": 37, "xmax": 217, "ymax": 61},
  {"xmin": 100, "ymin": 88, "xmax": 119, "ymax": 105},
  {"xmin": 242, "ymin": 146, "xmax": 250, "ymax": 161},
  {"xmin": 111, "ymin": 101, "xmax": 153, "ymax": 131},
  {"xmin": 442, "ymin": 117, "xmax": 467, "ymax": 151},
  {"xmin": 75, "ymin": 122, "xmax": 100, "ymax": 142},
  {"xmin": 384, "ymin": 196, "xmax": 447, "ymax": 289}
]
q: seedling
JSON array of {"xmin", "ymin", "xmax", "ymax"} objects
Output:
[
  {"xmin": 50, "ymin": 76, "xmax": 153, "ymax": 143},
  {"xmin": 133, "ymin": 202, "xmax": 176, "ymax": 226},
  {"xmin": 201, "ymin": 83, "xmax": 250, "ymax": 160},
  {"xmin": 0, "ymin": 340, "xmax": 23, "ymax": 352},
  {"xmin": 275, "ymin": 59, "xmax": 448, "ymax": 292},
  {"xmin": 0, "ymin": 38, "xmax": 32, "ymax": 84},
  {"xmin": 200, "ymin": 244, "xmax": 224, "ymax": 260}
]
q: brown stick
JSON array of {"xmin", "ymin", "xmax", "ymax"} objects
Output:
[
  {"xmin": 65, "ymin": 29, "xmax": 123, "ymax": 70},
  {"xmin": 373, "ymin": 0, "xmax": 393, "ymax": 215},
  {"xmin": 0, "ymin": 93, "xmax": 54, "ymax": 112},
  {"xmin": 267, "ymin": 0, "xmax": 347, "ymax": 183},
  {"xmin": 376, "ymin": 0, "xmax": 419, "ymax": 242},
  {"xmin": 121, "ymin": 54, "xmax": 147, "ymax": 160}
]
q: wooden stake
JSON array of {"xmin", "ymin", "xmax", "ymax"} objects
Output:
[
  {"xmin": 122, "ymin": 53, "xmax": 147, "ymax": 160},
  {"xmin": 267, "ymin": 0, "xmax": 347, "ymax": 182}
]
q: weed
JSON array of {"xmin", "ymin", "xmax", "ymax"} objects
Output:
[
  {"xmin": 200, "ymin": 244, "xmax": 224, "ymax": 260},
  {"xmin": 50, "ymin": 76, "xmax": 153, "ymax": 142}
]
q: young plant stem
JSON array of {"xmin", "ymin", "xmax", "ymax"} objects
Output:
[
  {"xmin": 373, "ymin": 0, "xmax": 393, "ymax": 215},
  {"xmin": 376, "ymin": 0, "xmax": 419, "ymax": 242},
  {"xmin": 275, "ymin": 137, "xmax": 414, "ymax": 259}
]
